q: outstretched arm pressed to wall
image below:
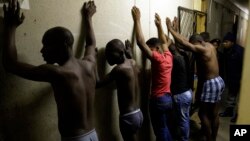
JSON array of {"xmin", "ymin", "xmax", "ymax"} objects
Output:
[
  {"xmin": 125, "ymin": 39, "xmax": 133, "ymax": 59},
  {"xmin": 166, "ymin": 17, "xmax": 207, "ymax": 54},
  {"xmin": 171, "ymin": 17, "xmax": 182, "ymax": 47},
  {"xmin": 82, "ymin": 1, "xmax": 97, "ymax": 63},
  {"xmin": 131, "ymin": 6, "xmax": 153, "ymax": 59},
  {"xmin": 3, "ymin": 0, "xmax": 56, "ymax": 82},
  {"xmin": 154, "ymin": 13, "xmax": 171, "ymax": 52},
  {"xmin": 166, "ymin": 17, "xmax": 193, "ymax": 49}
]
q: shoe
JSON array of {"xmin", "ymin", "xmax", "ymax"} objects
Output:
[{"xmin": 219, "ymin": 107, "xmax": 234, "ymax": 117}]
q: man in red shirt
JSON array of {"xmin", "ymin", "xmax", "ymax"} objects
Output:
[{"xmin": 132, "ymin": 7, "xmax": 173, "ymax": 141}]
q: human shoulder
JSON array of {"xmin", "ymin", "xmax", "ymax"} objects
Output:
[
  {"xmin": 82, "ymin": 55, "xmax": 96, "ymax": 64},
  {"xmin": 79, "ymin": 57, "xmax": 96, "ymax": 70},
  {"xmin": 129, "ymin": 59, "xmax": 137, "ymax": 66},
  {"xmin": 31, "ymin": 64, "xmax": 62, "ymax": 82}
]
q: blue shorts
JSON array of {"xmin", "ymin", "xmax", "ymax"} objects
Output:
[
  {"xmin": 201, "ymin": 76, "xmax": 225, "ymax": 103},
  {"xmin": 61, "ymin": 129, "xmax": 99, "ymax": 141},
  {"xmin": 119, "ymin": 109, "xmax": 143, "ymax": 137}
]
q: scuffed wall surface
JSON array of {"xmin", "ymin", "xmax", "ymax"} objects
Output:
[
  {"xmin": 238, "ymin": 8, "xmax": 250, "ymax": 124},
  {"xmin": 0, "ymin": 0, "xmax": 193, "ymax": 141}
]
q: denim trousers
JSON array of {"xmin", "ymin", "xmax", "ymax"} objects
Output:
[
  {"xmin": 172, "ymin": 90, "xmax": 192, "ymax": 141},
  {"xmin": 149, "ymin": 93, "xmax": 173, "ymax": 141}
]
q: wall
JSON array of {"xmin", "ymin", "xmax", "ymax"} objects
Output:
[
  {"xmin": 237, "ymin": 2, "xmax": 250, "ymax": 124},
  {"xmin": 0, "ymin": 0, "xmax": 194, "ymax": 141},
  {"xmin": 207, "ymin": 0, "xmax": 248, "ymax": 46}
]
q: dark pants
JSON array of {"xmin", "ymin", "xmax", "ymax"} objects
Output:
[{"xmin": 149, "ymin": 93, "xmax": 173, "ymax": 141}]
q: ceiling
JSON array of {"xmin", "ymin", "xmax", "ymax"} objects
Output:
[{"xmin": 232, "ymin": 0, "xmax": 249, "ymax": 14}]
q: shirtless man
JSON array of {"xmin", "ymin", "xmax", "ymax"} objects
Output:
[
  {"xmin": 3, "ymin": 0, "xmax": 98, "ymax": 140},
  {"xmin": 166, "ymin": 17, "xmax": 225, "ymax": 141},
  {"xmin": 96, "ymin": 39, "xmax": 143, "ymax": 141}
]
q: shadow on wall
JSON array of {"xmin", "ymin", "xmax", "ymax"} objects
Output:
[
  {"xmin": 0, "ymin": 16, "xmax": 59, "ymax": 141},
  {"xmin": 0, "ymin": 77, "xmax": 58, "ymax": 141}
]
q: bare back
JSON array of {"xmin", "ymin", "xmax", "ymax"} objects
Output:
[
  {"xmin": 51, "ymin": 57, "xmax": 96, "ymax": 137},
  {"xmin": 111, "ymin": 59, "xmax": 140, "ymax": 115},
  {"xmin": 196, "ymin": 43, "xmax": 219, "ymax": 80}
]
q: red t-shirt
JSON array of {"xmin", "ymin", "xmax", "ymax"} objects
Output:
[{"xmin": 151, "ymin": 50, "xmax": 173, "ymax": 97}]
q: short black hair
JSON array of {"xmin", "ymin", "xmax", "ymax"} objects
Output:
[
  {"xmin": 106, "ymin": 39, "xmax": 125, "ymax": 51},
  {"xmin": 189, "ymin": 34, "xmax": 204, "ymax": 43},
  {"xmin": 146, "ymin": 37, "xmax": 161, "ymax": 48},
  {"xmin": 210, "ymin": 38, "xmax": 221, "ymax": 45},
  {"xmin": 200, "ymin": 32, "xmax": 210, "ymax": 42},
  {"xmin": 42, "ymin": 26, "xmax": 74, "ymax": 48}
]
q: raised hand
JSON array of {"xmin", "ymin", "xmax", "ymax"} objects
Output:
[
  {"xmin": 154, "ymin": 13, "xmax": 161, "ymax": 27},
  {"xmin": 82, "ymin": 0, "xmax": 96, "ymax": 19},
  {"xmin": 172, "ymin": 17, "xmax": 179, "ymax": 32},
  {"xmin": 125, "ymin": 39, "xmax": 131, "ymax": 50},
  {"xmin": 125, "ymin": 40, "xmax": 133, "ymax": 59},
  {"xmin": 3, "ymin": 0, "xmax": 25, "ymax": 27},
  {"xmin": 166, "ymin": 17, "xmax": 172, "ymax": 30},
  {"xmin": 131, "ymin": 6, "xmax": 140, "ymax": 22}
]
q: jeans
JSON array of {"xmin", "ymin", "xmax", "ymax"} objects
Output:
[
  {"xmin": 172, "ymin": 90, "xmax": 192, "ymax": 141},
  {"xmin": 149, "ymin": 93, "xmax": 173, "ymax": 141}
]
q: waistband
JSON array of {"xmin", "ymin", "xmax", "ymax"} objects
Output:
[
  {"xmin": 121, "ymin": 109, "xmax": 141, "ymax": 117},
  {"xmin": 173, "ymin": 89, "xmax": 192, "ymax": 95},
  {"xmin": 61, "ymin": 129, "xmax": 96, "ymax": 140},
  {"xmin": 150, "ymin": 92, "xmax": 171, "ymax": 99},
  {"xmin": 205, "ymin": 76, "xmax": 223, "ymax": 82}
]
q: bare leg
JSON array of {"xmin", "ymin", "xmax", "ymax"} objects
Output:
[
  {"xmin": 198, "ymin": 103, "xmax": 212, "ymax": 141},
  {"xmin": 211, "ymin": 103, "xmax": 220, "ymax": 141}
]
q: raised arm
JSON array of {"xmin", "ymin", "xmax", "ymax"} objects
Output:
[
  {"xmin": 154, "ymin": 13, "xmax": 171, "ymax": 52},
  {"xmin": 171, "ymin": 17, "xmax": 187, "ymax": 49},
  {"xmin": 166, "ymin": 17, "xmax": 206, "ymax": 54},
  {"xmin": 131, "ymin": 6, "xmax": 152, "ymax": 59},
  {"xmin": 124, "ymin": 39, "xmax": 133, "ymax": 59},
  {"xmin": 171, "ymin": 17, "xmax": 180, "ymax": 44},
  {"xmin": 82, "ymin": 1, "xmax": 96, "ymax": 61},
  {"xmin": 2, "ymin": 0, "xmax": 55, "ymax": 82},
  {"xmin": 166, "ymin": 17, "xmax": 193, "ymax": 48}
]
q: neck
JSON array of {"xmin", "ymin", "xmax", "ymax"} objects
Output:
[{"xmin": 58, "ymin": 53, "xmax": 73, "ymax": 66}]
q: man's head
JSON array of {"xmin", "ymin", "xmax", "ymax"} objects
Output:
[
  {"xmin": 210, "ymin": 38, "xmax": 221, "ymax": 49},
  {"xmin": 146, "ymin": 37, "xmax": 161, "ymax": 52},
  {"xmin": 222, "ymin": 32, "xmax": 236, "ymax": 49},
  {"xmin": 168, "ymin": 43, "xmax": 178, "ymax": 55},
  {"xmin": 189, "ymin": 34, "xmax": 204, "ymax": 45},
  {"xmin": 41, "ymin": 26, "xmax": 74, "ymax": 64},
  {"xmin": 105, "ymin": 39, "xmax": 126, "ymax": 66},
  {"xmin": 200, "ymin": 32, "xmax": 210, "ymax": 42}
]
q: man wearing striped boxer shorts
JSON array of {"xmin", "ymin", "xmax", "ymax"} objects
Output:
[{"xmin": 167, "ymin": 18, "xmax": 225, "ymax": 141}]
